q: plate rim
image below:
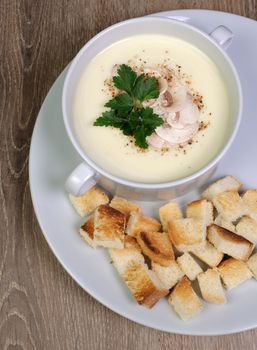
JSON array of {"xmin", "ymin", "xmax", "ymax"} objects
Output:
[{"xmin": 29, "ymin": 9, "xmax": 257, "ymax": 336}]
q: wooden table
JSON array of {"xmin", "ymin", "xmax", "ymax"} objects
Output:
[{"xmin": 1, "ymin": 1, "xmax": 257, "ymax": 348}]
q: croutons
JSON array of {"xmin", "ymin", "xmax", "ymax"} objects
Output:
[
  {"xmin": 110, "ymin": 196, "xmax": 141, "ymax": 221},
  {"xmin": 136, "ymin": 231, "xmax": 174, "ymax": 266},
  {"xmin": 109, "ymin": 247, "xmax": 168, "ymax": 308},
  {"xmin": 201, "ymin": 176, "xmax": 241, "ymax": 201},
  {"xmin": 177, "ymin": 253, "xmax": 203, "ymax": 281},
  {"xmin": 243, "ymin": 189, "xmax": 257, "ymax": 222},
  {"xmin": 168, "ymin": 277, "xmax": 203, "ymax": 321},
  {"xmin": 207, "ymin": 224, "xmax": 253, "ymax": 261},
  {"xmin": 186, "ymin": 199, "xmax": 213, "ymax": 226},
  {"xmin": 69, "ymin": 186, "xmax": 109, "ymax": 216},
  {"xmin": 109, "ymin": 244, "xmax": 144, "ymax": 275},
  {"xmin": 151, "ymin": 261, "xmax": 184, "ymax": 290},
  {"xmin": 94, "ymin": 205, "xmax": 125, "ymax": 248},
  {"xmin": 79, "ymin": 216, "xmax": 97, "ymax": 248},
  {"xmin": 168, "ymin": 218, "xmax": 206, "ymax": 252},
  {"xmin": 159, "ymin": 201, "xmax": 183, "ymax": 231},
  {"xmin": 190, "ymin": 241, "xmax": 224, "ymax": 267},
  {"xmin": 123, "ymin": 235, "xmax": 141, "ymax": 250},
  {"xmin": 236, "ymin": 216, "xmax": 257, "ymax": 244},
  {"xmin": 217, "ymin": 258, "xmax": 252, "ymax": 289},
  {"xmin": 214, "ymin": 215, "xmax": 236, "ymax": 233},
  {"xmin": 246, "ymin": 252, "xmax": 257, "ymax": 279},
  {"xmin": 213, "ymin": 191, "xmax": 245, "ymax": 222},
  {"xmin": 197, "ymin": 269, "xmax": 226, "ymax": 304},
  {"xmin": 126, "ymin": 212, "xmax": 161, "ymax": 237}
]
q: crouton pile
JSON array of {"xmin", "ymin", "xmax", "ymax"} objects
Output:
[{"xmin": 69, "ymin": 176, "xmax": 257, "ymax": 321}]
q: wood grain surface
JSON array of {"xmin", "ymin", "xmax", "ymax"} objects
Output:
[{"xmin": 1, "ymin": 0, "xmax": 257, "ymax": 349}]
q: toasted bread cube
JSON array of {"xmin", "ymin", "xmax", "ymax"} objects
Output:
[
  {"xmin": 213, "ymin": 191, "xmax": 245, "ymax": 222},
  {"xmin": 126, "ymin": 212, "xmax": 161, "ymax": 237},
  {"xmin": 214, "ymin": 215, "xmax": 236, "ymax": 233},
  {"xmin": 69, "ymin": 186, "xmax": 109, "ymax": 216},
  {"xmin": 109, "ymin": 245, "xmax": 144, "ymax": 275},
  {"xmin": 94, "ymin": 205, "xmax": 125, "ymax": 248},
  {"xmin": 197, "ymin": 269, "xmax": 226, "ymax": 304},
  {"xmin": 110, "ymin": 196, "xmax": 141, "ymax": 221},
  {"xmin": 201, "ymin": 176, "xmax": 241, "ymax": 201},
  {"xmin": 79, "ymin": 216, "xmax": 97, "ymax": 248},
  {"xmin": 168, "ymin": 218, "xmax": 206, "ymax": 252},
  {"xmin": 177, "ymin": 253, "xmax": 203, "ymax": 281},
  {"xmin": 243, "ymin": 190, "xmax": 257, "ymax": 222},
  {"xmin": 217, "ymin": 258, "xmax": 252, "ymax": 289},
  {"xmin": 246, "ymin": 252, "xmax": 257, "ymax": 279},
  {"xmin": 186, "ymin": 199, "xmax": 213, "ymax": 226},
  {"xmin": 207, "ymin": 224, "xmax": 253, "ymax": 261},
  {"xmin": 236, "ymin": 216, "xmax": 257, "ymax": 244},
  {"xmin": 124, "ymin": 235, "xmax": 141, "ymax": 251},
  {"xmin": 123, "ymin": 263, "xmax": 169, "ymax": 308},
  {"xmin": 168, "ymin": 277, "xmax": 203, "ymax": 321},
  {"xmin": 159, "ymin": 202, "xmax": 183, "ymax": 231},
  {"xmin": 109, "ymin": 247, "xmax": 168, "ymax": 308},
  {"xmin": 136, "ymin": 231, "xmax": 174, "ymax": 266},
  {"xmin": 191, "ymin": 241, "xmax": 224, "ymax": 267},
  {"xmin": 152, "ymin": 261, "xmax": 184, "ymax": 290}
]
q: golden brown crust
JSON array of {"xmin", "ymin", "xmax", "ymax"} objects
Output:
[
  {"xmin": 79, "ymin": 216, "xmax": 97, "ymax": 248},
  {"xmin": 213, "ymin": 191, "xmax": 245, "ymax": 222},
  {"xmin": 69, "ymin": 187, "xmax": 109, "ymax": 216},
  {"xmin": 81, "ymin": 216, "xmax": 94, "ymax": 239},
  {"xmin": 123, "ymin": 262, "xmax": 168, "ymax": 308},
  {"xmin": 159, "ymin": 202, "xmax": 183, "ymax": 231},
  {"xmin": 168, "ymin": 218, "xmax": 205, "ymax": 246},
  {"xmin": 136, "ymin": 231, "xmax": 174, "ymax": 266},
  {"xmin": 110, "ymin": 197, "xmax": 141, "ymax": 221},
  {"xmin": 126, "ymin": 212, "xmax": 161, "ymax": 236},
  {"xmin": 94, "ymin": 205, "xmax": 125, "ymax": 247},
  {"xmin": 124, "ymin": 235, "xmax": 141, "ymax": 251},
  {"xmin": 217, "ymin": 258, "xmax": 253, "ymax": 289},
  {"xmin": 207, "ymin": 224, "xmax": 254, "ymax": 261},
  {"xmin": 201, "ymin": 176, "xmax": 241, "ymax": 201},
  {"xmin": 171, "ymin": 276, "xmax": 192, "ymax": 299},
  {"xmin": 168, "ymin": 277, "xmax": 203, "ymax": 320},
  {"xmin": 209, "ymin": 224, "xmax": 252, "ymax": 244},
  {"xmin": 186, "ymin": 199, "xmax": 213, "ymax": 226}
]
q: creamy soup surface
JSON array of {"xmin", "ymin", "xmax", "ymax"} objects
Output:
[{"xmin": 73, "ymin": 34, "xmax": 230, "ymax": 183}]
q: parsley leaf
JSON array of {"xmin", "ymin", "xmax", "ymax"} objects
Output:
[
  {"xmin": 113, "ymin": 64, "xmax": 137, "ymax": 95},
  {"xmin": 94, "ymin": 64, "xmax": 163, "ymax": 149},
  {"xmin": 93, "ymin": 111, "xmax": 124, "ymax": 128},
  {"xmin": 134, "ymin": 76, "xmax": 160, "ymax": 101},
  {"xmin": 105, "ymin": 93, "xmax": 133, "ymax": 111},
  {"xmin": 133, "ymin": 108, "xmax": 163, "ymax": 148}
]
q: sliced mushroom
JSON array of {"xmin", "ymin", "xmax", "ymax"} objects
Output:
[
  {"xmin": 158, "ymin": 77, "xmax": 168, "ymax": 95},
  {"xmin": 165, "ymin": 81, "xmax": 188, "ymax": 113},
  {"xmin": 146, "ymin": 133, "xmax": 166, "ymax": 149},
  {"xmin": 167, "ymin": 112, "xmax": 185, "ymax": 130},
  {"xmin": 179, "ymin": 102, "xmax": 199, "ymax": 125},
  {"xmin": 155, "ymin": 122, "xmax": 199, "ymax": 145},
  {"xmin": 161, "ymin": 90, "xmax": 173, "ymax": 107}
]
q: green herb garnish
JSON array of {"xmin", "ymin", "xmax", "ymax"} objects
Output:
[{"xmin": 94, "ymin": 64, "xmax": 163, "ymax": 149}]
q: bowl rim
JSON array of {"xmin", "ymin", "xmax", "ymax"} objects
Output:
[{"xmin": 62, "ymin": 15, "xmax": 242, "ymax": 189}]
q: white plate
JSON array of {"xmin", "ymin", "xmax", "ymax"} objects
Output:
[{"xmin": 29, "ymin": 10, "xmax": 257, "ymax": 335}]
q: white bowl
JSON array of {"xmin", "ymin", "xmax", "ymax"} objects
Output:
[{"xmin": 62, "ymin": 16, "xmax": 242, "ymax": 200}]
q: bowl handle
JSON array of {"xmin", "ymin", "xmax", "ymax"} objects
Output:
[
  {"xmin": 65, "ymin": 162, "xmax": 98, "ymax": 196},
  {"xmin": 209, "ymin": 25, "xmax": 234, "ymax": 50}
]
